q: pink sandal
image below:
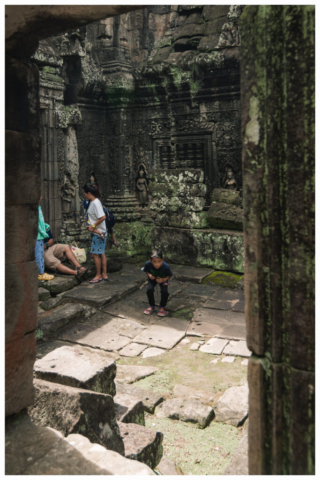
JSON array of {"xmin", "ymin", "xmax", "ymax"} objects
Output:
[
  {"xmin": 157, "ymin": 307, "xmax": 166, "ymax": 317},
  {"xmin": 144, "ymin": 306, "xmax": 155, "ymax": 315}
]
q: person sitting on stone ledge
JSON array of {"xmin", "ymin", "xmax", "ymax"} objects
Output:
[
  {"xmin": 143, "ymin": 249, "xmax": 173, "ymax": 317},
  {"xmin": 42, "ymin": 228, "xmax": 87, "ymax": 280}
]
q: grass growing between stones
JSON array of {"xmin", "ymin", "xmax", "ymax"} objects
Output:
[{"xmin": 146, "ymin": 415, "xmax": 241, "ymax": 475}]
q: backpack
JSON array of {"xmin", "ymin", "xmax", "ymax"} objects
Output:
[{"xmin": 103, "ymin": 205, "xmax": 115, "ymax": 229}]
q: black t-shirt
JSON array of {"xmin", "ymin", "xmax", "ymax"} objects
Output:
[
  {"xmin": 43, "ymin": 229, "xmax": 54, "ymax": 244},
  {"xmin": 143, "ymin": 261, "xmax": 173, "ymax": 279}
]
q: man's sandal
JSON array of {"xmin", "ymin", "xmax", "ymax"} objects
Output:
[
  {"xmin": 38, "ymin": 273, "xmax": 54, "ymax": 281},
  {"xmin": 76, "ymin": 266, "xmax": 87, "ymax": 281},
  {"xmin": 144, "ymin": 306, "xmax": 155, "ymax": 315},
  {"xmin": 157, "ymin": 307, "xmax": 166, "ymax": 317}
]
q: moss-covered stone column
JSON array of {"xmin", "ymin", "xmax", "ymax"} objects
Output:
[{"xmin": 240, "ymin": 6, "xmax": 314, "ymax": 474}]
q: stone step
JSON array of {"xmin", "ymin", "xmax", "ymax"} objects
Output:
[
  {"xmin": 36, "ymin": 304, "xmax": 88, "ymax": 341},
  {"xmin": 38, "ymin": 276, "xmax": 78, "ymax": 295},
  {"xmin": 172, "ymin": 265, "xmax": 214, "ymax": 283},
  {"xmin": 34, "ymin": 344, "xmax": 116, "ymax": 396},
  {"xmin": 114, "ymin": 393, "xmax": 145, "ymax": 425},
  {"xmin": 5, "ymin": 414, "xmax": 155, "ymax": 475},
  {"xmin": 155, "ymin": 398, "xmax": 214, "ymax": 428},
  {"xmin": 116, "ymin": 383, "xmax": 164, "ymax": 414},
  {"xmin": 40, "ymin": 295, "xmax": 63, "ymax": 311},
  {"xmin": 38, "ymin": 287, "xmax": 51, "ymax": 301},
  {"xmin": 29, "ymin": 379, "xmax": 124, "ymax": 454},
  {"xmin": 118, "ymin": 422, "xmax": 164, "ymax": 470}
]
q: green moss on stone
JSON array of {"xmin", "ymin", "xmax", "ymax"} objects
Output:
[{"xmin": 202, "ymin": 271, "xmax": 244, "ymax": 288}]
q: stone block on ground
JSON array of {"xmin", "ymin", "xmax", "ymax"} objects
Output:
[
  {"xmin": 86, "ymin": 312, "xmax": 147, "ymax": 338},
  {"xmin": 28, "ymin": 379, "xmax": 124, "ymax": 454},
  {"xmin": 173, "ymin": 384, "xmax": 214, "ymax": 406},
  {"xmin": 34, "ymin": 345, "xmax": 116, "ymax": 396},
  {"xmin": 189, "ymin": 342, "xmax": 200, "ymax": 351},
  {"xmin": 156, "ymin": 456, "xmax": 183, "ymax": 475},
  {"xmin": 133, "ymin": 317, "xmax": 188, "ymax": 349},
  {"xmin": 40, "ymin": 296, "xmax": 63, "ymax": 311},
  {"xmin": 173, "ymin": 265, "xmax": 214, "ymax": 283},
  {"xmin": 35, "ymin": 340, "xmax": 120, "ymax": 362},
  {"xmin": 65, "ymin": 433, "xmax": 155, "ymax": 475},
  {"xmin": 223, "ymin": 340, "xmax": 251, "ymax": 357},
  {"xmin": 119, "ymin": 422, "xmax": 164, "ymax": 469},
  {"xmin": 38, "ymin": 287, "xmax": 51, "ymax": 301},
  {"xmin": 116, "ymin": 383, "xmax": 164, "ymax": 414},
  {"xmin": 142, "ymin": 347, "xmax": 166, "ymax": 358},
  {"xmin": 119, "ymin": 343, "xmax": 148, "ymax": 357},
  {"xmin": 199, "ymin": 338, "xmax": 229, "ymax": 355},
  {"xmin": 36, "ymin": 304, "xmax": 86, "ymax": 340},
  {"xmin": 156, "ymin": 398, "xmax": 214, "ymax": 428},
  {"xmin": 241, "ymin": 359, "xmax": 249, "ymax": 366},
  {"xmin": 221, "ymin": 356, "xmax": 236, "ymax": 363},
  {"xmin": 59, "ymin": 323, "xmax": 131, "ymax": 352},
  {"xmin": 114, "ymin": 393, "xmax": 145, "ymax": 425},
  {"xmin": 39, "ymin": 276, "xmax": 77, "ymax": 295},
  {"xmin": 214, "ymin": 385, "xmax": 249, "ymax": 427},
  {"xmin": 116, "ymin": 365, "xmax": 158, "ymax": 384},
  {"xmin": 222, "ymin": 429, "xmax": 248, "ymax": 475}
]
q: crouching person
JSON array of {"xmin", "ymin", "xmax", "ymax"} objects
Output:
[{"xmin": 143, "ymin": 250, "xmax": 173, "ymax": 317}]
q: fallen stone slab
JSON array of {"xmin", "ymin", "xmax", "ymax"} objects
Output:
[
  {"xmin": 156, "ymin": 398, "xmax": 214, "ymax": 428},
  {"xmin": 60, "ymin": 281, "xmax": 139, "ymax": 308},
  {"xmin": 223, "ymin": 340, "xmax": 251, "ymax": 357},
  {"xmin": 199, "ymin": 338, "xmax": 229, "ymax": 355},
  {"xmin": 173, "ymin": 265, "xmax": 214, "ymax": 283},
  {"xmin": 39, "ymin": 276, "xmax": 77, "ymax": 295},
  {"xmin": 5, "ymin": 414, "xmax": 111, "ymax": 475},
  {"xmin": 156, "ymin": 456, "xmax": 183, "ymax": 475},
  {"xmin": 214, "ymin": 385, "xmax": 249, "ymax": 427},
  {"xmin": 119, "ymin": 422, "xmax": 164, "ymax": 469},
  {"xmin": 133, "ymin": 317, "xmax": 188, "ymax": 350},
  {"xmin": 34, "ymin": 345, "xmax": 116, "ymax": 396},
  {"xmin": 36, "ymin": 304, "xmax": 86, "ymax": 340},
  {"xmin": 116, "ymin": 383, "xmax": 164, "ymax": 414},
  {"xmin": 39, "ymin": 287, "xmax": 51, "ymax": 301},
  {"xmin": 189, "ymin": 342, "xmax": 200, "ymax": 351},
  {"xmin": 35, "ymin": 340, "xmax": 120, "ymax": 362},
  {"xmin": 119, "ymin": 342, "xmax": 148, "ymax": 357},
  {"xmin": 65, "ymin": 433, "xmax": 155, "ymax": 475},
  {"xmin": 28, "ymin": 379, "xmax": 124, "ymax": 454},
  {"xmin": 40, "ymin": 296, "xmax": 63, "ymax": 311},
  {"xmin": 221, "ymin": 356, "xmax": 236, "ymax": 363},
  {"xmin": 114, "ymin": 393, "xmax": 145, "ymax": 425},
  {"xmin": 173, "ymin": 384, "xmax": 214, "ymax": 405},
  {"xmin": 59, "ymin": 323, "xmax": 131, "ymax": 352},
  {"xmin": 203, "ymin": 299, "xmax": 238, "ymax": 311},
  {"xmin": 116, "ymin": 365, "xmax": 158, "ymax": 384},
  {"xmin": 142, "ymin": 347, "xmax": 166, "ymax": 359},
  {"xmin": 87, "ymin": 312, "xmax": 147, "ymax": 338}
]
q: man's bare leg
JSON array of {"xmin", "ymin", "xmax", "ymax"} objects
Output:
[
  {"xmin": 63, "ymin": 245, "xmax": 81, "ymax": 268},
  {"xmin": 92, "ymin": 254, "xmax": 102, "ymax": 280},
  {"xmin": 101, "ymin": 254, "xmax": 108, "ymax": 279},
  {"xmin": 56, "ymin": 263, "xmax": 77, "ymax": 275}
]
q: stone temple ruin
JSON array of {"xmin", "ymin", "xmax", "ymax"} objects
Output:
[
  {"xmin": 36, "ymin": 5, "xmax": 245, "ymax": 273},
  {"xmin": 5, "ymin": 4, "xmax": 314, "ymax": 476}
]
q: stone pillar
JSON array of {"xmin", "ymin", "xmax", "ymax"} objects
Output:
[
  {"xmin": 240, "ymin": 6, "xmax": 315, "ymax": 474},
  {"xmin": 5, "ymin": 56, "xmax": 40, "ymax": 415}
]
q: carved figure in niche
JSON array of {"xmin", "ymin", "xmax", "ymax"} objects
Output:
[
  {"xmin": 136, "ymin": 164, "xmax": 149, "ymax": 208},
  {"xmin": 223, "ymin": 165, "xmax": 238, "ymax": 190}
]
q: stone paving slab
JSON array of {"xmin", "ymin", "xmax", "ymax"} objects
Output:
[
  {"xmin": 39, "ymin": 287, "xmax": 51, "ymax": 301},
  {"xmin": 103, "ymin": 300, "xmax": 156, "ymax": 326},
  {"xmin": 141, "ymin": 347, "xmax": 166, "ymax": 359},
  {"xmin": 156, "ymin": 398, "xmax": 214, "ymax": 428},
  {"xmin": 34, "ymin": 345, "xmax": 116, "ymax": 396},
  {"xmin": 192, "ymin": 308, "xmax": 246, "ymax": 326},
  {"xmin": 165, "ymin": 296, "xmax": 202, "ymax": 312},
  {"xmin": 119, "ymin": 343, "xmax": 148, "ymax": 357},
  {"xmin": 231, "ymin": 299, "xmax": 245, "ymax": 313},
  {"xmin": 116, "ymin": 365, "xmax": 158, "ymax": 384},
  {"xmin": 172, "ymin": 265, "xmax": 214, "ymax": 283},
  {"xmin": 216, "ymin": 324, "xmax": 246, "ymax": 341},
  {"xmin": 119, "ymin": 422, "xmax": 163, "ymax": 470},
  {"xmin": 114, "ymin": 393, "xmax": 145, "ymax": 425},
  {"xmin": 59, "ymin": 323, "xmax": 131, "ymax": 352},
  {"xmin": 37, "ymin": 304, "xmax": 87, "ymax": 340},
  {"xmin": 39, "ymin": 276, "xmax": 78, "ymax": 295},
  {"xmin": 203, "ymin": 299, "xmax": 239, "ymax": 311},
  {"xmin": 221, "ymin": 356, "xmax": 236, "ymax": 363},
  {"xmin": 115, "ymin": 383, "xmax": 164, "ymax": 414},
  {"xmin": 187, "ymin": 322, "xmax": 223, "ymax": 337},
  {"xmin": 199, "ymin": 338, "xmax": 229, "ymax": 354},
  {"xmin": 36, "ymin": 340, "xmax": 120, "ymax": 362},
  {"xmin": 211, "ymin": 289, "xmax": 245, "ymax": 302},
  {"xmin": 133, "ymin": 317, "xmax": 188, "ymax": 350},
  {"xmin": 40, "ymin": 296, "xmax": 63, "ymax": 311},
  {"xmin": 178, "ymin": 284, "xmax": 220, "ymax": 299},
  {"xmin": 84, "ymin": 312, "xmax": 147, "ymax": 338},
  {"xmin": 189, "ymin": 342, "xmax": 200, "ymax": 351},
  {"xmin": 223, "ymin": 340, "xmax": 251, "ymax": 357},
  {"xmin": 60, "ymin": 282, "xmax": 139, "ymax": 309}
]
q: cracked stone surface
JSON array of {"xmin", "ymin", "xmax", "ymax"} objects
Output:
[
  {"xmin": 199, "ymin": 338, "xmax": 229, "ymax": 355},
  {"xmin": 115, "ymin": 383, "xmax": 164, "ymax": 414},
  {"xmin": 86, "ymin": 312, "xmax": 147, "ymax": 338},
  {"xmin": 133, "ymin": 317, "xmax": 188, "ymax": 350},
  {"xmin": 114, "ymin": 392, "xmax": 145, "ymax": 425},
  {"xmin": 223, "ymin": 340, "xmax": 251, "ymax": 357},
  {"xmin": 37, "ymin": 304, "xmax": 87, "ymax": 340},
  {"xmin": 59, "ymin": 323, "xmax": 131, "ymax": 352},
  {"xmin": 141, "ymin": 347, "xmax": 166, "ymax": 359},
  {"xmin": 173, "ymin": 265, "xmax": 214, "ymax": 283},
  {"xmin": 119, "ymin": 422, "xmax": 164, "ymax": 469},
  {"xmin": 116, "ymin": 365, "xmax": 158, "ymax": 384},
  {"xmin": 119, "ymin": 343, "xmax": 148, "ymax": 357}
]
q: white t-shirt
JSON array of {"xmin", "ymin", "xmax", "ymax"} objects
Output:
[{"xmin": 88, "ymin": 198, "xmax": 106, "ymax": 233}]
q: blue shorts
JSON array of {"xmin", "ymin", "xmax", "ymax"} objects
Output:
[{"xmin": 90, "ymin": 234, "xmax": 107, "ymax": 255}]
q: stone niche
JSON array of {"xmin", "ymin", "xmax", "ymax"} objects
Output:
[{"xmin": 32, "ymin": 5, "xmax": 244, "ymax": 266}]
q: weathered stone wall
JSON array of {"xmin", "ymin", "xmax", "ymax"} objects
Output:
[{"xmin": 240, "ymin": 5, "xmax": 315, "ymax": 474}]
